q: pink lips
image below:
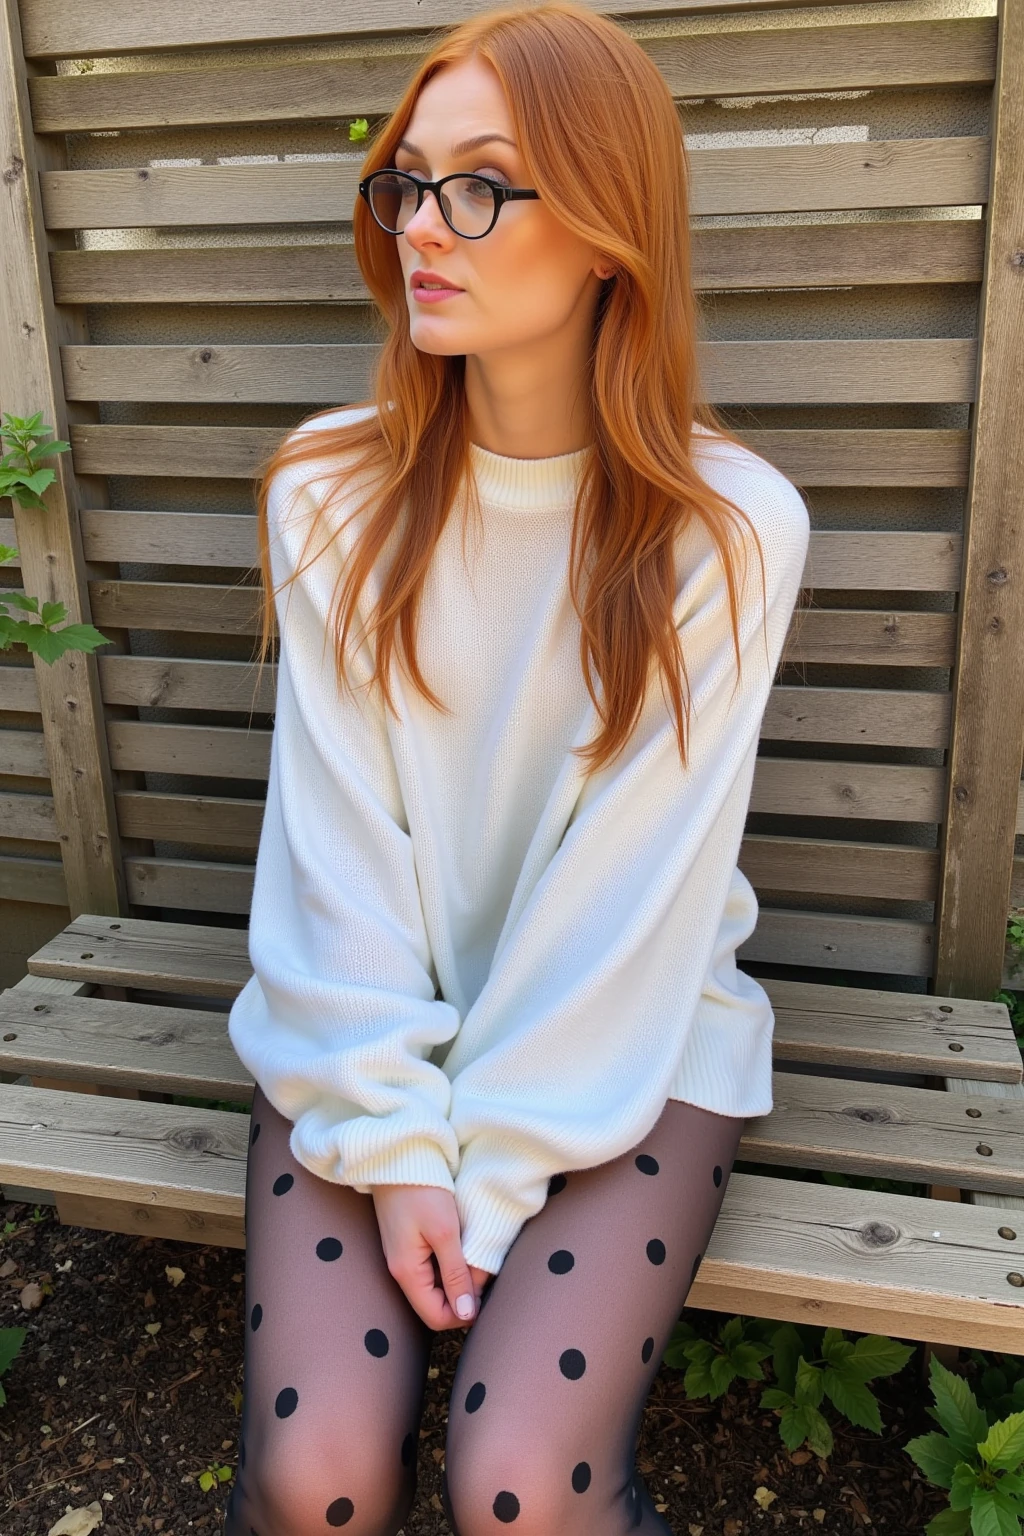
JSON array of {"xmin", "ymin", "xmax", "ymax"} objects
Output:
[{"xmin": 412, "ymin": 284, "xmax": 464, "ymax": 303}]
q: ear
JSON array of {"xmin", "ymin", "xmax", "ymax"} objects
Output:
[{"xmin": 596, "ymin": 262, "xmax": 617, "ymax": 281}]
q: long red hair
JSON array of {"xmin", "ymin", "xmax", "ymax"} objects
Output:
[{"xmin": 249, "ymin": 0, "xmax": 805, "ymax": 778}]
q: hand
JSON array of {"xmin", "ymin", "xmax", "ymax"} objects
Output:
[{"xmin": 372, "ymin": 1184, "xmax": 494, "ymax": 1332}]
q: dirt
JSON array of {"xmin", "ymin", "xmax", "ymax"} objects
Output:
[{"xmin": 0, "ymin": 1199, "xmax": 951, "ymax": 1536}]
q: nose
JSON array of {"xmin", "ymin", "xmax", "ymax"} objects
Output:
[{"xmin": 402, "ymin": 186, "xmax": 454, "ymax": 246}]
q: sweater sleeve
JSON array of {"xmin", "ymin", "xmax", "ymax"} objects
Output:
[
  {"xmin": 227, "ymin": 450, "xmax": 463, "ymax": 1196},
  {"xmin": 445, "ymin": 460, "xmax": 810, "ymax": 1275}
]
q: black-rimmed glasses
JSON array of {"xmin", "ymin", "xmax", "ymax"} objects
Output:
[{"xmin": 359, "ymin": 169, "xmax": 540, "ymax": 239}]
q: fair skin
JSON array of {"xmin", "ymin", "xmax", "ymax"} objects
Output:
[{"xmin": 372, "ymin": 53, "xmax": 616, "ymax": 1334}]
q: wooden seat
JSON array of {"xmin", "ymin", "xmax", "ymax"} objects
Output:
[{"xmin": 2, "ymin": 914, "xmax": 1023, "ymax": 1352}]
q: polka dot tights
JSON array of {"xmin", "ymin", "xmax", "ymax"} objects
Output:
[{"xmin": 224, "ymin": 1082, "xmax": 746, "ymax": 1536}]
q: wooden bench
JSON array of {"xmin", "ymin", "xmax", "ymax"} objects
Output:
[
  {"xmin": 2, "ymin": 913, "xmax": 1024, "ymax": 1353},
  {"xmin": 2, "ymin": 0, "xmax": 1023, "ymax": 1362}
]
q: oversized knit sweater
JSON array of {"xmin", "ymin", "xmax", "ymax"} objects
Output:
[{"xmin": 227, "ymin": 404, "xmax": 811, "ymax": 1276}]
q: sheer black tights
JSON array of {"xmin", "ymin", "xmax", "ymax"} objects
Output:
[{"xmin": 224, "ymin": 1082, "xmax": 746, "ymax": 1536}]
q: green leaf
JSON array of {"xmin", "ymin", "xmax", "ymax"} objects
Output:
[
  {"xmin": 795, "ymin": 1358, "xmax": 825, "ymax": 1407},
  {"xmin": 771, "ymin": 1323, "xmax": 804, "ymax": 1395},
  {"xmin": 348, "ymin": 117, "xmax": 368, "ymax": 141},
  {"xmin": 949, "ymin": 1461, "xmax": 980, "ymax": 1511},
  {"xmin": 994, "ymin": 1473, "xmax": 1024, "ymax": 1498},
  {"xmin": 924, "ymin": 1508, "xmax": 971, "ymax": 1536},
  {"xmin": 969, "ymin": 1488, "xmax": 1021, "ymax": 1536},
  {"xmin": 16, "ymin": 468, "xmax": 56, "ymax": 495},
  {"xmin": 720, "ymin": 1316, "xmax": 744, "ymax": 1349},
  {"xmin": 760, "ymin": 1387, "xmax": 793, "ymax": 1411},
  {"xmin": 0, "ymin": 1326, "xmax": 27, "ymax": 1375},
  {"xmin": 778, "ymin": 1404, "xmax": 813, "ymax": 1451},
  {"xmin": 822, "ymin": 1367, "xmax": 883, "ymax": 1433},
  {"xmin": 978, "ymin": 1412, "xmax": 1024, "ymax": 1472},
  {"xmin": 22, "ymin": 620, "xmax": 110, "ymax": 663},
  {"xmin": 3, "ymin": 592, "xmax": 40, "ymax": 614},
  {"xmin": 904, "ymin": 1432, "xmax": 966, "ymax": 1490},
  {"xmin": 848, "ymin": 1333, "xmax": 917, "ymax": 1381},
  {"xmin": 821, "ymin": 1328, "xmax": 855, "ymax": 1366},
  {"xmin": 198, "ymin": 1470, "xmax": 214, "ymax": 1492},
  {"xmin": 730, "ymin": 1341, "xmax": 771, "ymax": 1379},
  {"xmin": 217, "ymin": 1465, "xmax": 232, "ymax": 1483},
  {"xmin": 928, "ymin": 1356, "xmax": 989, "ymax": 1460},
  {"xmin": 709, "ymin": 1352, "xmax": 738, "ymax": 1397},
  {"xmin": 39, "ymin": 600, "xmax": 68, "ymax": 626},
  {"xmin": 683, "ymin": 1359, "xmax": 714, "ymax": 1399},
  {"xmin": 25, "ymin": 437, "xmax": 70, "ymax": 460},
  {"xmin": 803, "ymin": 1405, "xmax": 834, "ymax": 1459},
  {"xmin": 0, "ymin": 544, "xmax": 17, "ymax": 564}
]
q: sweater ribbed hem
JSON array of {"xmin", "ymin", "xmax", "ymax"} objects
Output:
[
  {"xmin": 455, "ymin": 1180, "xmax": 532, "ymax": 1276},
  {"xmin": 468, "ymin": 439, "xmax": 590, "ymax": 510}
]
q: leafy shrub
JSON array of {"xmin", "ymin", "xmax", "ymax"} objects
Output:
[
  {"xmin": 904, "ymin": 1352, "xmax": 1024, "ymax": 1534},
  {"xmin": 664, "ymin": 1314, "xmax": 914, "ymax": 1458}
]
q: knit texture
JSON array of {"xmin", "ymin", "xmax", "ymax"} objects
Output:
[{"xmin": 227, "ymin": 405, "xmax": 811, "ymax": 1275}]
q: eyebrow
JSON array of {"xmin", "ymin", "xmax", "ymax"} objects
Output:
[{"xmin": 397, "ymin": 132, "xmax": 519, "ymax": 158}]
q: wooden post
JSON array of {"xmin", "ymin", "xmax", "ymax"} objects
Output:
[
  {"xmin": 0, "ymin": 0, "xmax": 129, "ymax": 917},
  {"xmin": 934, "ymin": 0, "xmax": 1024, "ymax": 1001}
]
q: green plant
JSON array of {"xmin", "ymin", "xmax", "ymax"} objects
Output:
[
  {"xmin": 197, "ymin": 1461, "xmax": 234, "ymax": 1493},
  {"xmin": 348, "ymin": 117, "xmax": 368, "ymax": 141},
  {"xmin": 1006, "ymin": 916, "xmax": 1024, "ymax": 959},
  {"xmin": 0, "ymin": 1327, "xmax": 27, "ymax": 1408},
  {"xmin": 0, "ymin": 411, "xmax": 111, "ymax": 664},
  {"xmin": 965, "ymin": 1351, "xmax": 1024, "ymax": 1424},
  {"xmin": 664, "ymin": 1314, "xmax": 914, "ymax": 1459},
  {"xmin": 905, "ymin": 1351, "xmax": 1024, "ymax": 1534}
]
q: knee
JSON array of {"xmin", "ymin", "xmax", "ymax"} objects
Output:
[
  {"xmin": 245, "ymin": 1434, "xmax": 412, "ymax": 1536},
  {"xmin": 445, "ymin": 1434, "xmax": 587, "ymax": 1536}
]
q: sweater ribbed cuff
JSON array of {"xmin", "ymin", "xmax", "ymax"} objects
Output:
[{"xmin": 290, "ymin": 1127, "xmax": 458, "ymax": 1198}]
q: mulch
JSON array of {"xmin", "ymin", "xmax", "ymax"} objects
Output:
[{"xmin": 0, "ymin": 1199, "xmax": 952, "ymax": 1536}]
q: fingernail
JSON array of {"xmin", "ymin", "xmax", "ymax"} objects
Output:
[{"xmin": 456, "ymin": 1293, "xmax": 475, "ymax": 1319}]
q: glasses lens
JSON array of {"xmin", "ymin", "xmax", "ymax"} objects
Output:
[{"xmin": 369, "ymin": 172, "xmax": 496, "ymax": 236}]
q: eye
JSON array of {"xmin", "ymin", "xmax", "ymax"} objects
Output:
[{"xmin": 474, "ymin": 167, "xmax": 511, "ymax": 187}]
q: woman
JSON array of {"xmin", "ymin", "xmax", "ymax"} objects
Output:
[{"xmin": 225, "ymin": 4, "xmax": 810, "ymax": 1533}]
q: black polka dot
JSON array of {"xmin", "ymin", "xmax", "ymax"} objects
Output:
[
  {"xmin": 641, "ymin": 1336, "xmax": 654, "ymax": 1364},
  {"xmin": 548, "ymin": 1249, "xmax": 574, "ymax": 1275},
  {"xmin": 249, "ymin": 1122, "xmax": 261, "ymax": 1145},
  {"xmin": 326, "ymin": 1496, "xmax": 355, "ymax": 1526},
  {"xmin": 559, "ymin": 1347, "xmax": 587, "ymax": 1380},
  {"xmin": 316, "ymin": 1237, "xmax": 343, "ymax": 1262},
  {"xmin": 401, "ymin": 1431, "xmax": 415, "ymax": 1467},
  {"xmin": 465, "ymin": 1380, "xmax": 486, "ymax": 1413},
  {"xmin": 713, "ymin": 1164, "xmax": 723, "ymax": 1187},
  {"xmin": 275, "ymin": 1387, "xmax": 298, "ymax": 1418},
  {"xmin": 572, "ymin": 1462, "xmax": 592, "ymax": 1493},
  {"xmin": 494, "ymin": 1490, "xmax": 521, "ymax": 1523},
  {"xmin": 635, "ymin": 1153, "xmax": 659, "ymax": 1175},
  {"xmin": 250, "ymin": 1303, "xmax": 262, "ymax": 1331},
  {"xmin": 364, "ymin": 1328, "xmax": 389, "ymax": 1357},
  {"xmin": 272, "ymin": 1172, "xmax": 294, "ymax": 1196},
  {"xmin": 646, "ymin": 1238, "xmax": 666, "ymax": 1265},
  {"xmin": 548, "ymin": 1173, "xmax": 568, "ymax": 1196},
  {"xmin": 691, "ymin": 1252, "xmax": 702, "ymax": 1282}
]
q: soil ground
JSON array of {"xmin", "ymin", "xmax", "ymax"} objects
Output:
[{"xmin": 0, "ymin": 1200, "xmax": 952, "ymax": 1536}]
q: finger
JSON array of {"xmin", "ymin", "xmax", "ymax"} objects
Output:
[{"xmin": 430, "ymin": 1224, "xmax": 477, "ymax": 1324}]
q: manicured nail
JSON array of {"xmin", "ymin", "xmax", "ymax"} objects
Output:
[{"xmin": 456, "ymin": 1293, "xmax": 475, "ymax": 1319}]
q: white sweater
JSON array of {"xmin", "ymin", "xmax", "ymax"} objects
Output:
[{"xmin": 227, "ymin": 405, "xmax": 810, "ymax": 1276}]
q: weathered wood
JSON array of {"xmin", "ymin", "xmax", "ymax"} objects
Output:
[
  {"xmin": 48, "ymin": 220, "xmax": 986, "ymax": 305},
  {"xmin": 14, "ymin": 0, "xmax": 963, "ymax": 60},
  {"xmin": 38, "ymin": 138, "xmax": 991, "ymax": 229},
  {"xmin": 67, "ymin": 424, "xmax": 972, "ymax": 486},
  {"xmin": 935, "ymin": 0, "xmax": 1024, "ymax": 1000},
  {"xmin": 25, "ymin": 17, "xmax": 997, "ymax": 132},
  {"xmin": 60, "ymin": 339, "xmax": 979, "ymax": 407},
  {"xmin": 0, "ymin": 0, "xmax": 126, "ymax": 916}
]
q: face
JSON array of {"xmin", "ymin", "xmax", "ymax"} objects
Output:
[{"xmin": 387, "ymin": 54, "xmax": 615, "ymax": 361}]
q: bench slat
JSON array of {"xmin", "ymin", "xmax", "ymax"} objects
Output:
[{"xmin": 1, "ymin": 1083, "xmax": 1021, "ymax": 1351}]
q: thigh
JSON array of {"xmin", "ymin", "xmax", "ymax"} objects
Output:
[
  {"xmin": 226, "ymin": 1083, "xmax": 433, "ymax": 1536},
  {"xmin": 443, "ymin": 1098, "xmax": 746, "ymax": 1536}
]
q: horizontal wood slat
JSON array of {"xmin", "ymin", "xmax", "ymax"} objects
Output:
[
  {"xmin": 49, "ymin": 221, "xmax": 987, "ymax": 305},
  {"xmin": 5, "ymin": 975, "xmax": 1015, "ymax": 1090},
  {"xmin": 0, "ymin": 855, "xmax": 65, "ymax": 905},
  {"xmin": 80, "ymin": 582, "xmax": 956, "ymax": 665},
  {"xmin": 39, "ymin": 138, "xmax": 991, "ymax": 231},
  {"xmin": 26, "ymin": 18, "xmax": 997, "ymax": 132},
  {"xmin": 76, "ymin": 510, "xmax": 964, "ymax": 594},
  {"xmin": 0, "ymin": 663, "xmax": 38, "ymax": 711},
  {"xmin": 0, "ymin": 728, "xmax": 48, "ymax": 777},
  {"xmin": 16, "ymin": 0, "xmax": 965, "ymax": 60},
  {"xmin": 61, "ymin": 339, "xmax": 980, "ymax": 407},
  {"xmin": 68, "ymin": 425, "xmax": 973, "ymax": 486},
  {"xmin": 2, "ymin": 1081, "xmax": 1021, "ymax": 1347}
]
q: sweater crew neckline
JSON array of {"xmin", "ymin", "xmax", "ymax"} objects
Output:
[{"xmin": 467, "ymin": 439, "xmax": 591, "ymax": 510}]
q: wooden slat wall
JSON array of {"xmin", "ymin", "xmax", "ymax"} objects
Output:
[{"xmin": 0, "ymin": 0, "xmax": 1014, "ymax": 998}]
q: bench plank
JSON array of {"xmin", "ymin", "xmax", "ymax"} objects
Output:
[{"xmin": 1, "ymin": 1083, "xmax": 1021, "ymax": 1351}]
